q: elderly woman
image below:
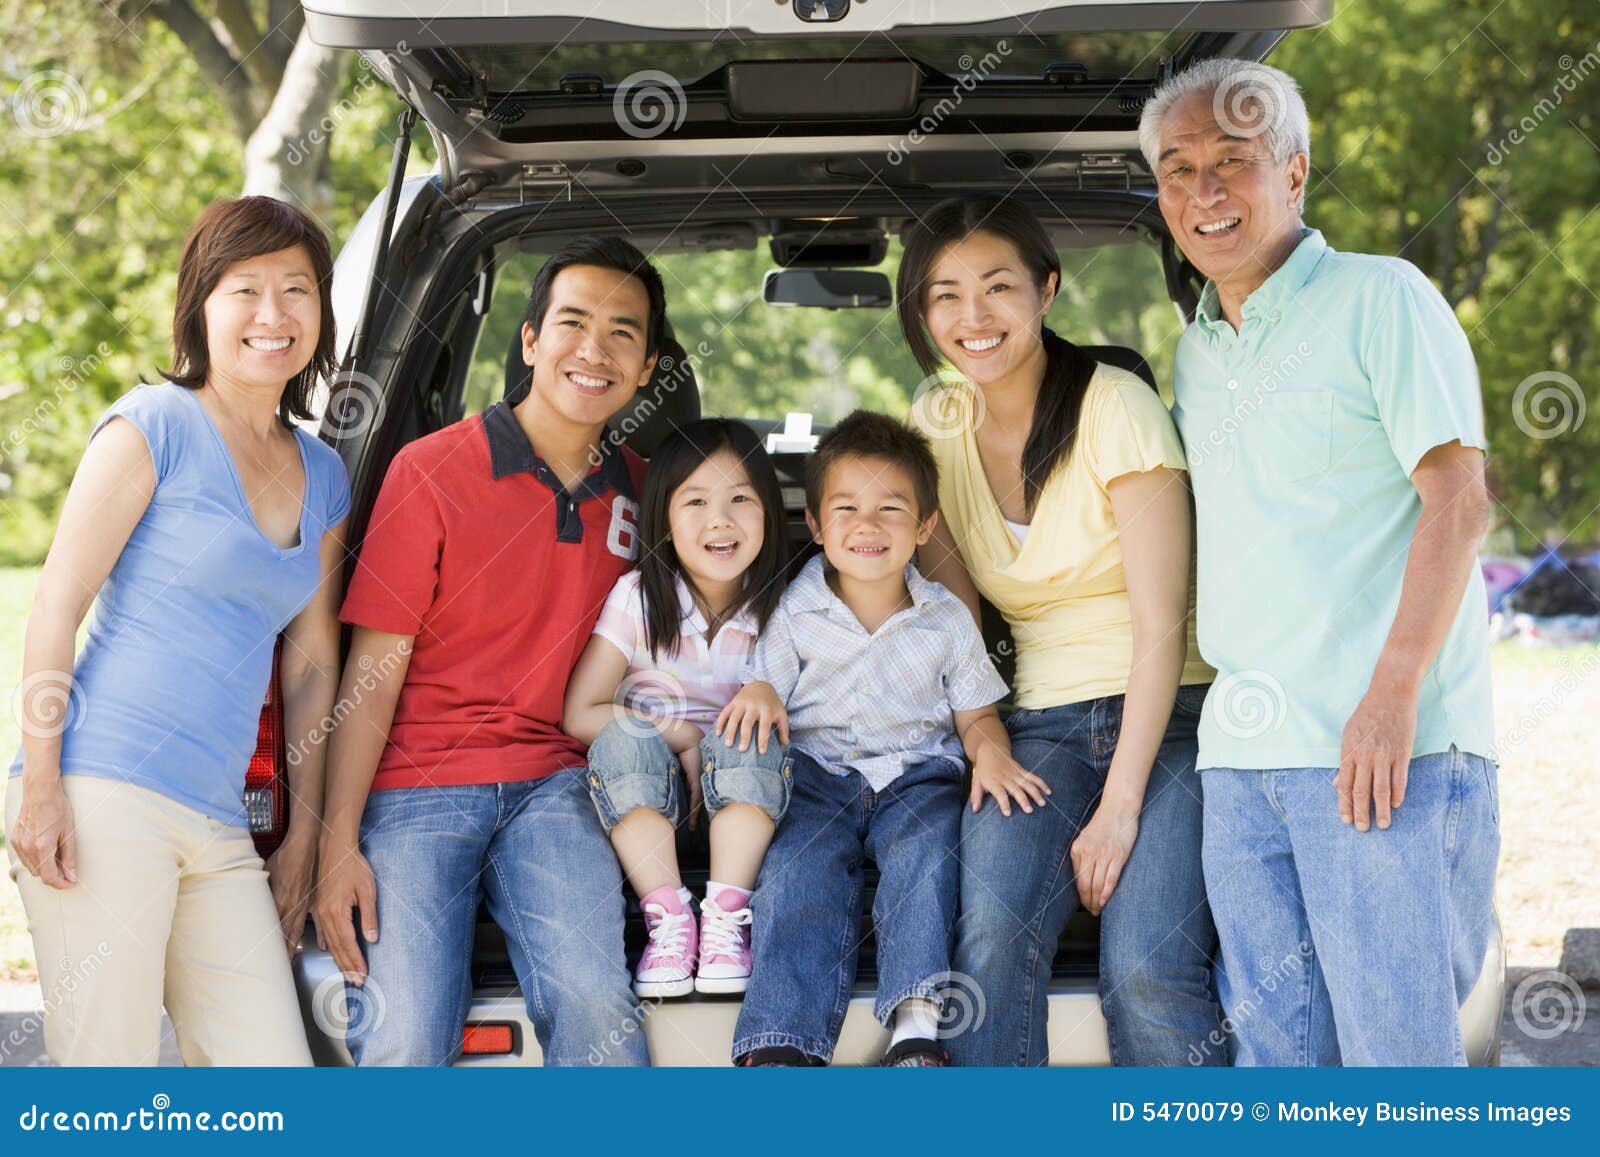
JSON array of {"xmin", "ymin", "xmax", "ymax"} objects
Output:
[
  {"xmin": 5, "ymin": 196, "xmax": 349, "ymax": 1066},
  {"xmin": 900, "ymin": 195, "xmax": 1224, "ymax": 1066}
]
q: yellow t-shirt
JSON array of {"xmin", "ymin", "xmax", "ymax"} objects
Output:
[{"xmin": 912, "ymin": 363, "xmax": 1214, "ymax": 709}]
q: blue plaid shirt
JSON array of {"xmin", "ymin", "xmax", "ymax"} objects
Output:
[{"xmin": 749, "ymin": 555, "xmax": 1009, "ymax": 790}]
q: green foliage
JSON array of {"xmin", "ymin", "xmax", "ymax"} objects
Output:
[{"xmin": 2, "ymin": 0, "xmax": 1596, "ymax": 563}]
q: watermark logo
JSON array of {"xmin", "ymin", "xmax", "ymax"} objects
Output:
[
  {"xmin": 1211, "ymin": 66, "xmax": 1289, "ymax": 142},
  {"xmin": 931, "ymin": 971, "xmax": 988, "ymax": 1038},
  {"xmin": 311, "ymin": 972, "xmax": 386, "ymax": 1039},
  {"xmin": 11, "ymin": 71, "xmax": 89, "ymax": 138},
  {"xmin": 613, "ymin": 71, "xmax": 687, "ymax": 139},
  {"xmin": 324, "ymin": 368, "xmax": 386, "ymax": 442},
  {"xmin": 1512, "ymin": 370, "xmax": 1586, "ymax": 440},
  {"xmin": 1512, "ymin": 970, "xmax": 1586, "ymax": 1040},
  {"xmin": 12, "ymin": 670, "xmax": 88, "ymax": 739},
  {"xmin": 908, "ymin": 367, "xmax": 982, "ymax": 441},
  {"xmin": 1211, "ymin": 669, "xmax": 1288, "ymax": 740}
]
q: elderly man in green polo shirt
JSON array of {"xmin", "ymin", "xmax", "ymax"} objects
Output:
[{"xmin": 1142, "ymin": 58, "xmax": 1500, "ymax": 1066}]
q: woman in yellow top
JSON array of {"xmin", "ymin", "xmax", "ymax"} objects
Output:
[{"xmin": 899, "ymin": 196, "xmax": 1224, "ymax": 1066}]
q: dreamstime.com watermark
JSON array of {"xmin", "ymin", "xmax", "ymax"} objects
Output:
[
  {"xmin": 887, "ymin": 42, "xmax": 1012, "ymax": 165},
  {"xmin": 1485, "ymin": 41, "xmax": 1600, "ymax": 164},
  {"xmin": 0, "ymin": 940, "xmax": 112, "ymax": 1063},
  {"xmin": 16, "ymin": 1095, "xmax": 284, "ymax": 1134},
  {"xmin": 285, "ymin": 639, "xmax": 412, "ymax": 767},
  {"xmin": 4, "ymin": 340, "xmax": 113, "ymax": 451},
  {"xmin": 1188, "ymin": 940, "xmax": 1315, "ymax": 1065}
]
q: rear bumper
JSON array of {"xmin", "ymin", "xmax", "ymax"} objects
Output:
[{"xmin": 293, "ymin": 929, "xmax": 1504, "ymax": 1066}]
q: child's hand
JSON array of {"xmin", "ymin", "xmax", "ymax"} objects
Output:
[
  {"xmin": 969, "ymin": 747, "xmax": 1051, "ymax": 817},
  {"xmin": 678, "ymin": 743, "xmax": 705, "ymax": 831},
  {"xmin": 714, "ymin": 682, "xmax": 789, "ymax": 754}
]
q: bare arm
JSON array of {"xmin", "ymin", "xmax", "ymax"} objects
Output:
[
  {"xmin": 312, "ymin": 624, "xmax": 413, "ymax": 982},
  {"xmin": 13, "ymin": 417, "xmax": 153, "ymax": 889},
  {"xmin": 917, "ymin": 513, "xmax": 982, "ymax": 626},
  {"xmin": 1071, "ymin": 466, "xmax": 1191, "ymax": 914},
  {"xmin": 267, "ymin": 520, "xmax": 348, "ymax": 950},
  {"xmin": 954, "ymin": 703, "xmax": 1050, "ymax": 817},
  {"xmin": 1339, "ymin": 441, "xmax": 1490, "ymax": 830},
  {"xmin": 562, "ymin": 634, "xmax": 704, "ymax": 753}
]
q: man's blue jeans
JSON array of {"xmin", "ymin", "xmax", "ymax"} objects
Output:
[
  {"xmin": 345, "ymin": 769, "xmax": 647, "ymax": 1067},
  {"xmin": 951, "ymin": 684, "xmax": 1225, "ymax": 1066},
  {"xmin": 731, "ymin": 751, "xmax": 965, "ymax": 1063},
  {"xmin": 1201, "ymin": 746, "xmax": 1500, "ymax": 1065}
]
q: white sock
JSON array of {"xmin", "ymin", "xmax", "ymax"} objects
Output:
[
  {"xmin": 675, "ymin": 886, "xmax": 694, "ymax": 909},
  {"xmin": 890, "ymin": 997, "xmax": 941, "ymax": 1046},
  {"xmin": 704, "ymin": 880, "xmax": 751, "ymax": 910}
]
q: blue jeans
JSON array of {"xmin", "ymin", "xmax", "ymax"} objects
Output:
[
  {"xmin": 346, "ymin": 769, "xmax": 647, "ymax": 1067},
  {"xmin": 1201, "ymin": 746, "xmax": 1500, "ymax": 1066},
  {"xmin": 951, "ymin": 684, "xmax": 1224, "ymax": 1066},
  {"xmin": 732, "ymin": 751, "xmax": 964, "ymax": 1063},
  {"xmin": 585, "ymin": 719, "xmax": 793, "ymax": 830}
]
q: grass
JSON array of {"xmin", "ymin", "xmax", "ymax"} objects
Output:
[{"xmin": 1, "ymin": 566, "xmax": 1594, "ymax": 983}]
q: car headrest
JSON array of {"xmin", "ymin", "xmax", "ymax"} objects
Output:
[
  {"xmin": 504, "ymin": 319, "xmax": 701, "ymax": 459},
  {"xmin": 1078, "ymin": 344, "xmax": 1157, "ymax": 391}
]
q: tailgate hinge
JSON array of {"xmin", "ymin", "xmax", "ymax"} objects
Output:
[
  {"xmin": 519, "ymin": 162, "xmax": 575, "ymax": 204},
  {"xmin": 1077, "ymin": 153, "xmax": 1131, "ymax": 191}
]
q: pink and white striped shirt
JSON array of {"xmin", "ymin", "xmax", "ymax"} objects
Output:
[{"xmin": 591, "ymin": 570, "xmax": 759, "ymax": 729}]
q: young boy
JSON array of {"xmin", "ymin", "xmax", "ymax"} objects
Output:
[{"xmin": 718, "ymin": 410, "xmax": 1051, "ymax": 1066}]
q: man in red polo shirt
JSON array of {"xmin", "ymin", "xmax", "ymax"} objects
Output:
[{"xmin": 314, "ymin": 238, "xmax": 661, "ymax": 1066}]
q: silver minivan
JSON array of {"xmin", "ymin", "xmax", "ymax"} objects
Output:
[{"xmin": 249, "ymin": 0, "xmax": 1504, "ymax": 1065}]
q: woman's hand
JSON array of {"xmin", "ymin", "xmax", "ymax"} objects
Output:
[
  {"xmin": 714, "ymin": 682, "xmax": 789, "ymax": 753},
  {"xmin": 969, "ymin": 746, "xmax": 1050, "ymax": 816},
  {"xmin": 12, "ymin": 777, "xmax": 78, "ymax": 889},
  {"xmin": 265, "ymin": 827, "xmax": 318, "ymax": 956},
  {"xmin": 1070, "ymin": 800, "xmax": 1141, "ymax": 915}
]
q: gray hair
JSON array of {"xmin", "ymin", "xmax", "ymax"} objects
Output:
[{"xmin": 1138, "ymin": 57, "xmax": 1311, "ymax": 205}]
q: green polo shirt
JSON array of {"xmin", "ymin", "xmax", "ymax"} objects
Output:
[{"xmin": 1172, "ymin": 228, "xmax": 1496, "ymax": 771}]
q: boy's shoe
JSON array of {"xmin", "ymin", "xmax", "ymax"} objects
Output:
[
  {"xmin": 737, "ymin": 1046, "xmax": 821, "ymax": 1067},
  {"xmin": 694, "ymin": 896, "xmax": 754, "ymax": 994},
  {"xmin": 635, "ymin": 889, "xmax": 697, "ymax": 999},
  {"xmin": 882, "ymin": 1038, "xmax": 949, "ymax": 1067}
]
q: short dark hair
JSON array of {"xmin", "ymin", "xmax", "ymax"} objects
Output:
[
  {"xmin": 805, "ymin": 410, "xmax": 939, "ymax": 521},
  {"xmin": 524, "ymin": 236, "xmax": 667, "ymax": 359},
  {"xmin": 161, "ymin": 196, "xmax": 336, "ymax": 427}
]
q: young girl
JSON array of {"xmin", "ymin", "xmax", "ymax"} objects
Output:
[{"xmin": 564, "ymin": 419, "xmax": 792, "ymax": 998}]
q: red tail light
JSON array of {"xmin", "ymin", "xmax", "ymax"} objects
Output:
[
  {"xmin": 461, "ymin": 1024, "xmax": 516, "ymax": 1056},
  {"xmin": 246, "ymin": 637, "xmax": 288, "ymax": 858}
]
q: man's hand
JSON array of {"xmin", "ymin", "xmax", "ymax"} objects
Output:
[
  {"xmin": 714, "ymin": 682, "xmax": 789, "ymax": 753},
  {"xmin": 1337, "ymin": 684, "xmax": 1418, "ymax": 831},
  {"xmin": 1070, "ymin": 801, "xmax": 1139, "ymax": 915},
  {"xmin": 313, "ymin": 837, "xmax": 379, "ymax": 985},
  {"xmin": 969, "ymin": 745, "xmax": 1050, "ymax": 817},
  {"xmin": 265, "ymin": 827, "xmax": 318, "ymax": 956}
]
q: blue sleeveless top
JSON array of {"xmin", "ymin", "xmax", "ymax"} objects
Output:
[{"xmin": 9, "ymin": 383, "xmax": 351, "ymax": 826}]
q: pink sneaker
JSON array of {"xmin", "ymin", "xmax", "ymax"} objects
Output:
[
  {"xmin": 695, "ymin": 896, "xmax": 753, "ymax": 994},
  {"xmin": 635, "ymin": 888, "xmax": 696, "ymax": 999}
]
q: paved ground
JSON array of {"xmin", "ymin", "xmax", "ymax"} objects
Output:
[{"xmin": 2, "ymin": 972, "xmax": 1594, "ymax": 1067}]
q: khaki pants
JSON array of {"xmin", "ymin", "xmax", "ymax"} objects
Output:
[{"xmin": 5, "ymin": 775, "xmax": 312, "ymax": 1066}]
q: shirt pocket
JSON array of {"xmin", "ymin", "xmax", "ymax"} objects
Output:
[{"xmin": 1250, "ymin": 391, "xmax": 1333, "ymax": 483}]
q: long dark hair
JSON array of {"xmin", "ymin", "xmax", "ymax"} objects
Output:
[
  {"xmin": 160, "ymin": 196, "xmax": 336, "ymax": 428},
  {"xmin": 897, "ymin": 195, "xmax": 1097, "ymax": 517},
  {"xmin": 638, "ymin": 419, "xmax": 789, "ymax": 660}
]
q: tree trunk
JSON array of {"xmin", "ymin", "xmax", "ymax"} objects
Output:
[{"xmin": 241, "ymin": 26, "xmax": 344, "ymax": 222}]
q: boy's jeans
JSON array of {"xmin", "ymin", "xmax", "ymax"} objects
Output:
[
  {"xmin": 1201, "ymin": 746, "xmax": 1501, "ymax": 1066},
  {"xmin": 731, "ymin": 751, "xmax": 964, "ymax": 1063},
  {"xmin": 346, "ymin": 769, "xmax": 647, "ymax": 1067},
  {"xmin": 585, "ymin": 719, "xmax": 793, "ymax": 830}
]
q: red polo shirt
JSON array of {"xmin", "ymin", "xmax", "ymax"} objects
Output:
[{"xmin": 340, "ymin": 402, "xmax": 645, "ymax": 791}]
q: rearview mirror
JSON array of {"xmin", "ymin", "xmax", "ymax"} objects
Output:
[{"xmin": 763, "ymin": 268, "xmax": 893, "ymax": 310}]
